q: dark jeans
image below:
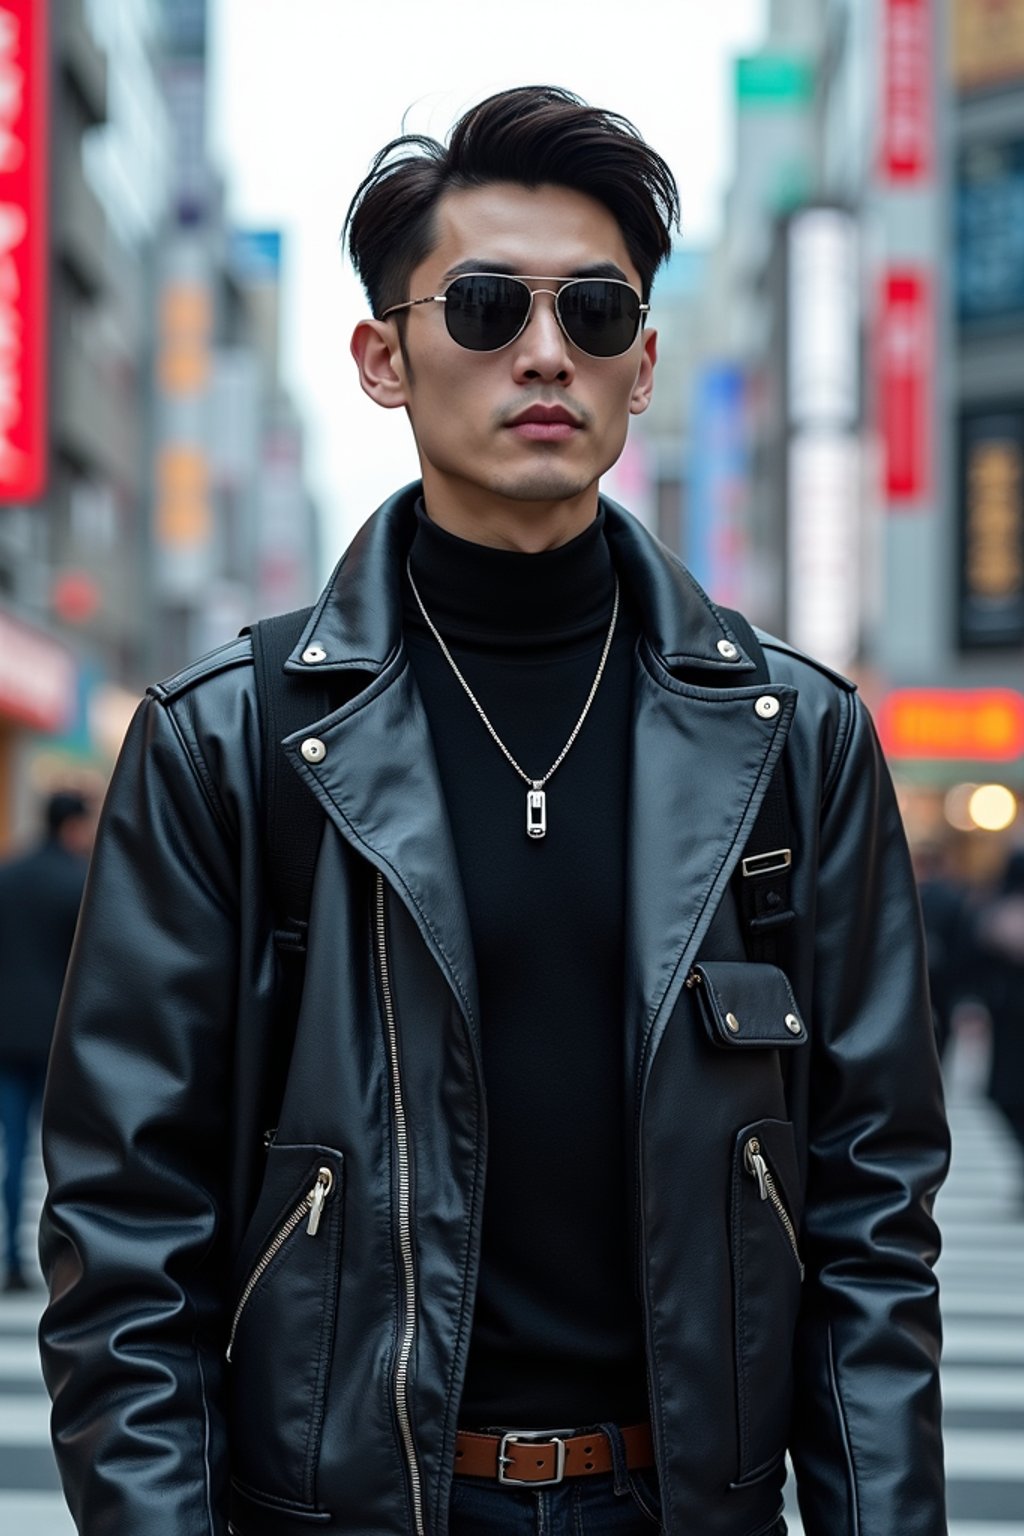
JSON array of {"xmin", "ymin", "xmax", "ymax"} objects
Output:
[
  {"xmin": 0, "ymin": 1064, "xmax": 46, "ymax": 1272},
  {"xmin": 450, "ymin": 1423, "xmax": 663, "ymax": 1535}
]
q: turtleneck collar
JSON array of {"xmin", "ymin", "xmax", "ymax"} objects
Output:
[{"xmin": 404, "ymin": 500, "xmax": 617, "ymax": 651}]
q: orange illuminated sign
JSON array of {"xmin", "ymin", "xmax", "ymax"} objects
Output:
[{"xmin": 878, "ymin": 688, "xmax": 1024, "ymax": 759}]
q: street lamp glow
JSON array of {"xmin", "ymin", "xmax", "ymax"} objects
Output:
[
  {"xmin": 944, "ymin": 782, "xmax": 979, "ymax": 832},
  {"xmin": 967, "ymin": 783, "xmax": 1018, "ymax": 832}
]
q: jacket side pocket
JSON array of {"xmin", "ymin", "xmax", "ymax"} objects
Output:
[
  {"xmin": 729, "ymin": 1117, "xmax": 804, "ymax": 1487},
  {"xmin": 227, "ymin": 1141, "xmax": 345, "ymax": 1513}
]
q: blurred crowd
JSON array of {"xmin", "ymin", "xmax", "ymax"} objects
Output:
[{"xmin": 915, "ymin": 839, "xmax": 1024, "ymax": 1180}]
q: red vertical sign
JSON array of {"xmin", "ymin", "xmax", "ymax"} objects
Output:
[
  {"xmin": 881, "ymin": 0, "xmax": 932, "ymax": 183},
  {"xmin": 0, "ymin": 0, "xmax": 48, "ymax": 503},
  {"xmin": 879, "ymin": 270, "xmax": 932, "ymax": 505}
]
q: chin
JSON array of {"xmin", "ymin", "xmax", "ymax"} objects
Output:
[{"xmin": 490, "ymin": 470, "xmax": 593, "ymax": 504}]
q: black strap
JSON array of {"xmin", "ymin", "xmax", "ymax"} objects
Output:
[
  {"xmin": 248, "ymin": 609, "xmax": 327, "ymax": 955},
  {"xmin": 717, "ymin": 608, "xmax": 796, "ymax": 967}
]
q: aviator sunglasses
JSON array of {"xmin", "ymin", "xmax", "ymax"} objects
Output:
[{"xmin": 381, "ymin": 272, "xmax": 650, "ymax": 358}]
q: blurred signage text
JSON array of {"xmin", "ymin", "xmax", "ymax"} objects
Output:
[
  {"xmin": 959, "ymin": 407, "xmax": 1024, "ymax": 647},
  {"xmin": 880, "ymin": 0, "xmax": 932, "ymax": 183},
  {"xmin": 954, "ymin": 0, "xmax": 1024, "ymax": 92},
  {"xmin": 957, "ymin": 138, "xmax": 1024, "ymax": 328},
  {"xmin": 736, "ymin": 56, "xmax": 814, "ymax": 107},
  {"xmin": 153, "ymin": 253, "xmax": 215, "ymax": 596},
  {"xmin": 229, "ymin": 230, "xmax": 283, "ymax": 283},
  {"xmin": 878, "ymin": 269, "xmax": 932, "ymax": 505},
  {"xmin": 0, "ymin": 606, "xmax": 74, "ymax": 732},
  {"xmin": 688, "ymin": 364, "xmax": 748, "ymax": 607},
  {"xmin": 787, "ymin": 432, "xmax": 859, "ymax": 670},
  {"xmin": 0, "ymin": 0, "xmax": 48, "ymax": 504},
  {"xmin": 879, "ymin": 688, "xmax": 1024, "ymax": 760},
  {"xmin": 787, "ymin": 208, "xmax": 858, "ymax": 429}
]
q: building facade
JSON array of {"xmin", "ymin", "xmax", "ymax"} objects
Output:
[{"xmin": 634, "ymin": 0, "xmax": 1024, "ymax": 864}]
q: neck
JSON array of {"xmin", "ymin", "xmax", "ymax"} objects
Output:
[
  {"xmin": 405, "ymin": 497, "xmax": 615, "ymax": 650},
  {"xmin": 420, "ymin": 474, "xmax": 600, "ymax": 553}
]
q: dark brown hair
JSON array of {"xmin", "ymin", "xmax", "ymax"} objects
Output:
[{"xmin": 344, "ymin": 85, "xmax": 680, "ymax": 316}]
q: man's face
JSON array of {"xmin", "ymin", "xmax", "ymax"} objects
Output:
[{"xmin": 356, "ymin": 182, "xmax": 657, "ymax": 533}]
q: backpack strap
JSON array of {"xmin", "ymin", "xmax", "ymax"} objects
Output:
[
  {"xmin": 717, "ymin": 607, "xmax": 796, "ymax": 967},
  {"xmin": 248, "ymin": 608, "xmax": 328, "ymax": 956}
]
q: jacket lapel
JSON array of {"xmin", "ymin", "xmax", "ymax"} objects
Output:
[
  {"xmin": 282, "ymin": 651, "xmax": 481, "ymax": 1041},
  {"xmin": 625, "ymin": 641, "xmax": 796, "ymax": 1084},
  {"xmin": 273, "ymin": 482, "xmax": 794, "ymax": 1063}
]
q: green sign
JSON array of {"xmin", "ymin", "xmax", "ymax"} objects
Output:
[{"xmin": 736, "ymin": 55, "xmax": 814, "ymax": 107}]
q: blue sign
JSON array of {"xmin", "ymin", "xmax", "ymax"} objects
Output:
[
  {"xmin": 229, "ymin": 230, "xmax": 283, "ymax": 283},
  {"xmin": 688, "ymin": 364, "xmax": 748, "ymax": 604},
  {"xmin": 957, "ymin": 138, "xmax": 1024, "ymax": 327}
]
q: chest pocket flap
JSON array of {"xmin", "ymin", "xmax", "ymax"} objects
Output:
[{"xmin": 689, "ymin": 961, "xmax": 806, "ymax": 1049}]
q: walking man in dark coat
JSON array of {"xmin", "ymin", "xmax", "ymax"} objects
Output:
[{"xmin": 0, "ymin": 791, "xmax": 93, "ymax": 1290}]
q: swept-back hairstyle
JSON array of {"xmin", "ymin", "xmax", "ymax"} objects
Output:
[{"xmin": 344, "ymin": 85, "xmax": 680, "ymax": 317}]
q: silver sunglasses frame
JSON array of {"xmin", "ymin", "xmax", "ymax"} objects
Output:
[{"xmin": 380, "ymin": 272, "xmax": 650, "ymax": 358}]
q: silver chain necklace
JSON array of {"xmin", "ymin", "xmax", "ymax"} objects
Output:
[{"xmin": 406, "ymin": 553, "xmax": 620, "ymax": 840}]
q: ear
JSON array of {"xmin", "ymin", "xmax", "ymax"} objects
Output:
[
  {"xmin": 629, "ymin": 328, "xmax": 657, "ymax": 417},
  {"xmin": 351, "ymin": 319, "xmax": 409, "ymax": 409}
]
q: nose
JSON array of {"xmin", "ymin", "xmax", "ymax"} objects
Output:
[{"xmin": 510, "ymin": 289, "xmax": 575, "ymax": 385}]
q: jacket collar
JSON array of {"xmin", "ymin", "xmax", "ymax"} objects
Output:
[
  {"xmin": 285, "ymin": 481, "xmax": 758, "ymax": 680},
  {"xmin": 282, "ymin": 481, "xmax": 795, "ymax": 1051}
]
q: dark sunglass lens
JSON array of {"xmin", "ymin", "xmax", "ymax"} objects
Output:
[
  {"xmin": 444, "ymin": 275, "xmax": 531, "ymax": 351},
  {"xmin": 558, "ymin": 281, "xmax": 641, "ymax": 356}
]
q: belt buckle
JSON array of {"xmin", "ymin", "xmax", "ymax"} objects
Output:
[{"xmin": 498, "ymin": 1429, "xmax": 569, "ymax": 1487}]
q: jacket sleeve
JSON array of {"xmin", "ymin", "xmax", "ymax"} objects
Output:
[
  {"xmin": 790, "ymin": 692, "xmax": 949, "ymax": 1536},
  {"xmin": 39, "ymin": 694, "xmax": 239, "ymax": 1536}
]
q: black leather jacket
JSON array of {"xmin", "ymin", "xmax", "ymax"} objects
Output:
[{"xmin": 39, "ymin": 487, "xmax": 949, "ymax": 1536}]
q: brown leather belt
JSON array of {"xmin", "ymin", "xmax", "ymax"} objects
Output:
[{"xmin": 453, "ymin": 1423, "xmax": 654, "ymax": 1486}]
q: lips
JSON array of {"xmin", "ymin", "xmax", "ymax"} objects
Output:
[{"xmin": 505, "ymin": 404, "xmax": 583, "ymax": 441}]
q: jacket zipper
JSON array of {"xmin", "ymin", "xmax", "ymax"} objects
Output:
[
  {"xmin": 633, "ymin": 1062, "xmax": 666, "ymax": 1512},
  {"xmin": 376, "ymin": 872, "xmax": 426, "ymax": 1536},
  {"xmin": 225, "ymin": 1166, "xmax": 335, "ymax": 1362},
  {"xmin": 743, "ymin": 1137, "xmax": 804, "ymax": 1278}
]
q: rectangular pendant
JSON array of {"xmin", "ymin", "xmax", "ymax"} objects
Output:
[{"xmin": 526, "ymin": 787, "xmax": 547, "ymax": 839}]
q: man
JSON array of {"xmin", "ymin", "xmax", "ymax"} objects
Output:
[
  {"xmin": 0, "ymin": 791, "xmax": 92, "ymax": 1291},
  {"xmin": 912, "ymin": 839, "xmax": 968, "ymax": 1060},
  {"xmin": 40, "ymin": 87, "xmax": 948, "ymax": 1536}
]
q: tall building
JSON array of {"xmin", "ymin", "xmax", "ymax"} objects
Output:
[
  {"xmin": 0, "ymin": 0, "xmax": 133, "ymax": 846},
  {"xmin": 150, "ymin": 0, "xmax": 320, "ymax": 677},
  {"xmin": 639, "ymin": 0, "xmax": 1024, "ymax": 863}
]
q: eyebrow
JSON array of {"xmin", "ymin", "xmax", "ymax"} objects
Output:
[{"xmin": 440, "ymin": 259, "xmax": 631, "ymax": 283}]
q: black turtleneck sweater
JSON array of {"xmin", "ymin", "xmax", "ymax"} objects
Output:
[{"xmin": 403, "ymin": 502, "xmax": 649, "ymax": 1429}]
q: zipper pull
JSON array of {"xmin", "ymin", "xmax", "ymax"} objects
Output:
[
  {"xmin": 684, "ymin": 969, "xmax": 701, "ymax": 989},
  {"xmin": 744, "ymin": 1138, "xmax": 770, "ymax": 1201},
  {"xmin": 306, "ymin": 1167, "xmax": 334, "ymax": 1236}
]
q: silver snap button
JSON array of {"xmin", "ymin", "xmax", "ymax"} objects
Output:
[
  {"xmin": 755, "ymin": 696, "xmax": 780, "ymax": 720},
  {"xmin": 785, "ymin": 1013, "xmax": 802, "ymax": 1035},
  {"xmin": 300, "ymin": 737, "xmax": 327, "ymax": 764},
  {"xmin": 301, "ymin": 644, "xmax": 327, "ymax": 664},
  {"xmin": 717, "ymin": 639, "xmax": 739, "ymax": 660},
  {"xmin": 725, "ymin": 1012, "xmax": 741, "ymax": 1034}
]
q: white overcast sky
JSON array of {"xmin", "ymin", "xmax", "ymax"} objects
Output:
[{"xmin": 207, "ymin": 0, "xmax": 768, "ymax": 558}]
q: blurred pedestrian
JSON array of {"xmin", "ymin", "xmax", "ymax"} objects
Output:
[
  {"xmin": 0, "ymin": 791, "xmax": 93, "ymax": 1291},
  {"xmin": 973, "ymin": 849, "xmax": 1024, "ymax": 1170},
  {"xmin": 913, "ymin": 839, "xmax": 969, "ymax": 1060}
]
